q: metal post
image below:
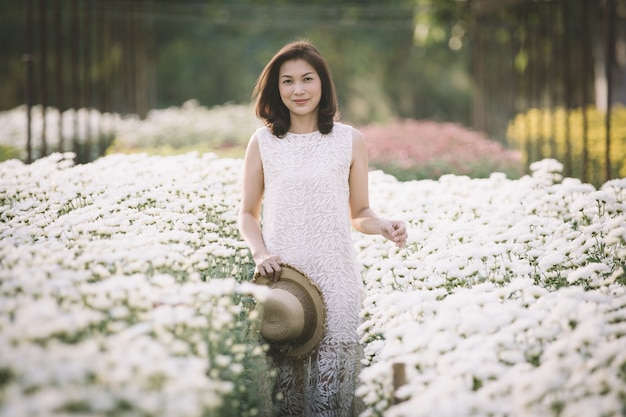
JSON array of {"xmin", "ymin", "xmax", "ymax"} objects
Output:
[
  {"xmin": 83, "ymin": 0, "xmax": 92, "ymax": 161},
  {"xmin": 392, "ymin": 362, "xmax": 407, "ymax": 405},
  {"xmin": 604, "ymin": 0, "xmax": 614, "ymax": 183},
  {"xmin": 471, "ymin": 20, "xmax": 486, "ymax": 133},
  {"xmin": 25, "ymin": 0, "xmax": 34, "ymax": 163},
  {"xmin": 38, "ymin": 0, "xmax": 48, "ymax": 158},
  {"xmin": 96, "ymin": 0, "xmax": 105, "ymax": 153},
  {"xmin": 562, "ymin": 0, "xmax": 572, "ymax": 177},
  {"xmin": 55, "ymin": 0, "xmax": 64, "ymax": 153},
  {"xmin": 581, "ymin": 0, "xmax": 590, "ymax": 183},
  {"xmin": 71, "ymin": 0, "xmax": 80, "ymax": 160}
]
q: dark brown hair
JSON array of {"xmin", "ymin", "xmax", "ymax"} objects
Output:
[{"xmin": 253, "ymin": 40, "xmax": 339, "ymax": 137}]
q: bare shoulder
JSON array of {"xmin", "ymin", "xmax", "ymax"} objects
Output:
[
  {"xmin": 351, "ymin": 127, "xmax": 366, "ymax": 154},
  {"xmin": 244, "ymin": 131, "xmax": 262, "ymax": 164},
  {"xmin": 249, "ymin": 126, "xmax": 271, "ymax": 145},
  {"xmin": 246, "ymin": 130, "xmax": 262, "ymax": 149},
  {"xmin": 351, "ymin": 127, "xmax": 364, "ymax": 143},
  {"xmin": 249, "ymin": 131, "xmax": 259, "ymax": 144},
  {"xmin": 349, "ymin": 127, "xmax": 368, "ymax": 166}
]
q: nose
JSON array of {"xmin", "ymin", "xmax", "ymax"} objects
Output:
[{"xmin": 294, "ymin": 81, "xmax": 304, "ymax": 94}]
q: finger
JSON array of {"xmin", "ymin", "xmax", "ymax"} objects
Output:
[
  {"xmin": 273, "ymin": 264, "xmax": 282, "ymax": 281},
  {"xmin": 265, "ymin": 261, "xmax": 282, "ymax": 282},
  {"xmin": 262, "ymin": 262, "xmax": 275, "ymax": 277},
  {"xmin": 257, "ymin": 255, "xmax": 281, "ymax": 280},
  {"xmin": 394, "ymin": 230, "xmax": 407, "ymax": 246},
  {"xmin": 394, "ymin": 224, "xmax": 407, "ymax": 239}
]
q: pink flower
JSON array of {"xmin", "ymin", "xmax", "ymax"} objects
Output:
[{"xmin": 358, "ymin": 119, "xmax": 523, "ymax": 179}]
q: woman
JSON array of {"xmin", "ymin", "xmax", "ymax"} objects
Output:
[{"xmin": 238, "ymin": 40, "xmax": 407, "ymax": 416}]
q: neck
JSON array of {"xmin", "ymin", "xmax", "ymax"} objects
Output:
[{"xmin": 288, "ymin": 114, "xmax": 318, "ymax": 134}]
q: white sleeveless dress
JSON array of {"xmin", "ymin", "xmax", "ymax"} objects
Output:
[{"xmin": 256, "ymin": 122, "xmax": 364, "ymax": 417}]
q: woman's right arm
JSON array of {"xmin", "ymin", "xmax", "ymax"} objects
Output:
[{"xmin": 238, "ymin": 134, "xmax": 282, "ymax": 280}]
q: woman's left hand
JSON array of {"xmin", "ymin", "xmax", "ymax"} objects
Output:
[{"xmin": 380, "ymin": 219, "xmax": 407, "ymax": 248}]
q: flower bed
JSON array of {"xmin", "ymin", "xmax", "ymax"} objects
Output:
[
  {"xmin": 507, "ymin": 105, "xmax": 626, "ymax": 185},
  {"xmin": 1, "ymin": 152, "xmax": 624, "ymax": 417},
  {"xmin": 354, "ymin": 160, "xmax": 626, "ymax": 416},
  {"xmin": 0, "ymin": 152, "xmax": 271, "ymax": 417},
  {"xmin": 359, "ymin": 119, "xmax": 524, "ymax": 180},
  {"xmin": 2, "ymin": 104, "xmax": 524, "ymax": 182},
  {"xmin": 0, "ymin": 101, "xmax": 263, "ymax": 162}
]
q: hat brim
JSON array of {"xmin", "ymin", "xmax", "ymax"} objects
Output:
[{"xmin": 254, "ymin": 263, "xmax": 326, "ymax": 358}]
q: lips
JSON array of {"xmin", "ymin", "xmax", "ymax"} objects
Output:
[{"xmin": 293, "ymin": 99, "xmax": 309, "ymax": 105}]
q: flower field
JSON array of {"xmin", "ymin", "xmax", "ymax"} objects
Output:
[
  {"xmin": 355, "ymin": 160, "xmax": 626, "ymax": 416},
  {"xmin": 507, "ymin": 105, "xmax": 626, "ymax": 185},
  {"xmin": 0, "ymin": 152, "xmax": 271, "ymax": 417},
  {"xmin": 360, "ymin": 119, "xmax": 524, "ymax": 181},
  {"xmin": 1, "ymin": 104, "xmax": 525, "ymax": 182},
  {"xmin": 1, "ymin": 152, "xmax": 625, "ymax": 417}
]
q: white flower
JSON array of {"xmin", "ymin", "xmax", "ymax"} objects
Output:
[{"xmin": 2, "ymin": 149, "xmax": 624, "ymax": 417}]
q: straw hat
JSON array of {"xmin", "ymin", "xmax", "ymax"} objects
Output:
[{"xmin": 253, "ymin": 263, "xmax": 326, "ymax": 358}]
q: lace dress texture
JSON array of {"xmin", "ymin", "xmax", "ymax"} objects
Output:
[{"xmin": 256, "ymin": 122, "xmax": 364, "ymax": 417}]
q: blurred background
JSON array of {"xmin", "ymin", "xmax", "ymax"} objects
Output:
[{"xmin": 0, "ymin": 0, "xmax": 625, "ymax": 185}]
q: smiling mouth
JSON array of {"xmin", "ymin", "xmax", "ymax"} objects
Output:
[{"xmin": 293, "ymin": 99, "xmax": 308, "ymax": 104}]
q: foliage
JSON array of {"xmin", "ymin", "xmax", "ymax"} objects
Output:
[
  {"xmin": 389, "ymin": 0, "xmax": 471, "ymax": 123},
  {"xmin": 0, "ymin": 145, "xmax": 19, "ymax": 162},
  {"xmin": 2, "ymin": 152, "xmax": 625, "ymax": 416},
  {"xmin": 360, "ymin": 119, "xmax": 524, "ymax": 180},
  {"xmin": 507, "ymin": 105, "xmax": 626, "ymax": 186},
  {"xmin": 0, "ymin": 0, "xmax": 472, "ymax": 125}
]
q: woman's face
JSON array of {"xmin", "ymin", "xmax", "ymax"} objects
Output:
[{"xmin": 278, "ymin": 58, "xmax": 322, "ymax": 119}]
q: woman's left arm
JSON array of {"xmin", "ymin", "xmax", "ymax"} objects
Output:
[{"xmin": 349, "ymin": 128, "xmax": 407, "ymax": 248}]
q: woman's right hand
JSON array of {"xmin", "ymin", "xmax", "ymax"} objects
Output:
[{"xmin": 255, "ymin": 254, "xmax": 282, "ymax": 282}]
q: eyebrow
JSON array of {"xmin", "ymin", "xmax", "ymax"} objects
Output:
[{"xmin": 280, "ymin": 72, "xmax": 315, "ymax": 79}]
